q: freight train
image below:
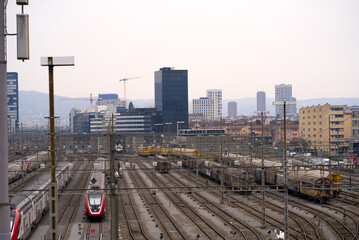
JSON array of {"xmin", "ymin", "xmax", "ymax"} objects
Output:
[
  {"xmin": 9, "ymin": 151, "xmax": 48, "ymax": 184},
  {"xmin": 10, "ymin": 162, "xmax": 73, "ymax": 240},
  {"xmin": 235, "ymin": 158, "xmax": 339, "ymax": 202},
  {"xmin": 85, "ymin": 160, "xmax": 106, "ymax": 220},
  {"xmin": 153, "ymin": 155, "xmax": 171, "ymax": 173},
  {"xmin": 182, "ymin": 155, "xmax": 256, "ymax": 193}
]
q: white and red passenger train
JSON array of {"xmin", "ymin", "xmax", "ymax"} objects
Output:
[
  {"xmin": 10, "ymin": 163, "xmax": 72, "ymax": 240},
  {"xmin": 85, "ymin": 160, "xmax": 106, "ymax": 220},
  {"xmin": 9, "ymin": 151, "xmax": 48, "ymax": 184}
]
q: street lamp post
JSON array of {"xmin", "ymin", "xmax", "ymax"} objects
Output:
[
  {"xmin": 41, "ymin": 56, "xmax": 74, "ymax": 240},
  {"xmin": 165, "ymin": 122, "xmax": 172, "ymax": 155},
  {"xmin": 154, "ymin": 123, "xmax": 163, "ymax": 155},
  {"xmin": 177, "ymin": 121, "xmax": 184, "ymax": 136}
]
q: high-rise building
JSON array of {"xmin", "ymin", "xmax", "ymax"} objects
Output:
[
  {"xmin": 193, "ymin": 97, "xmax": 215, "ymax": 120},
  {"xmin": 275, "ymin": 84, "xmax": 297, "ymax": 118},
  {"xmin": 155, "ymin": 67, "xmax": 188, "ymax": 132},
  {"xmin": 7, "ymin": 72, "xmax": 19, "ymax": 133},
  {"xmin": 207, "ymin": 89, "xmax": 222, "ymax": 119},
  {"xmin": 256, "ymin": 91, "xmax": 266, "ymax": 113},
  {"xmin": 97, "ymin": 93, "xmax": 126, "ymax": 112},
  {"xmin": 228, "ymin": 101, "xmax": 237, "ymax": 118}
]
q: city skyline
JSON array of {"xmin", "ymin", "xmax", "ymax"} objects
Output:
[{"xmin": 5, "ymin": 1, "xmax": 359, "ymax": 101}]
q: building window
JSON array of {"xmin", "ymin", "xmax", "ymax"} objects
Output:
[
  {"xmin": 353, "ymin": 120, "xmax": 359, "ymax": 127},
  {"xmin": 303, "ymin": 116, "xmax": 305, "ymax": 119},
  {"xmin": 319, "ymin": 122, "xmax": 322, "ymax": 125},
  {"xmin": 314, "ymin": 109, "xmax": 316, "ymax": 113},
  {"xmin": 314, "ymin": 128, "xmax": 316, "ymax": 131},
  {"xmin": 319, "ymin": 135, "xmax": 322, "ymax": 138},
  {"xmin": 308, "ymin": 134, "xmax": 311, "ymax": 137},
  {"xmin": 308, "ymin": 122, "xmax": 311, "ymax": 125},
  {"xmin": 308, "ymin": 110, "xmax": 311, "ymax": 113},
  {"xmin": 314, "ymin": 122, "xmax": 316, "ymax": 125},
  {"xmin": 313, "ymin": 115, "xmax": 316, "ymax": 119}
]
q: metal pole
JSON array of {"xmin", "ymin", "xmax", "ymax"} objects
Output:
[
  {"xmin": 283, "ymin": 101, "xmax": 289, "ymax": 240},
  {"xmin": 195, "ymin": 119, "xmax": 199, "ymax": 187},
  {"xmin": 220, "ymin": 117, "xmax": 224, "ymax": 203},
  {"xmin": 48, "ymin": 63, "xmax": 59, "ymax": 240},
  {"xmin": 328, "ymin": 115, "xmax": 332, "ymax": 182},
  {"xmin": 21, "ymin": 123, "xmax": 24, "ymax": 184},
  {"xmin": 227, "ymin": 121, "xmax": 230, "ymax": 157},
  {"xmin": 36, "ymin": 124, "xmax": 39, "ymax": 163},
  {"xmin": 250, "ymin": 122, "xmax": 253, "ymax": 162},
  {"xmin": 261, "ymin": 112, "xmax": 266, "ymax": 228},
  {"xmin": 109, "ymin": 115, "xmax": 118, "ymax": 240},
  {"xmin": 0, "ymin": 0, "xmax": 10, "ymax": 237}
]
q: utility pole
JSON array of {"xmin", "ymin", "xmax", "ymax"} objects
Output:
[
  {"xmin": 0, "ymin": 1, "xmax": 10, "ymax": 238},
  {"xmin": 42, "ymin": 56, "xmax": 74, "ymax": 240},
  {"xmin": 283, "ymin": 102, "xmax": 289, "ymax": 240},
  {"xmin": 328, "ymin": 114, "xmax": 332, "ymax": 182},
  {"xmin": 36, "ymin": 124, "xmax": 39, "ymax": 164},
  {"xmin": 255, "ymin": 110, "xmax": 269, "ymax": 229},
  {"xmin": 21, "ymin": 123, "xmax": 24, "ymax": 184},
  {"xmin": 273, "ymin": 100, "xmax": 295, "ymax": 240},
  {"xmin": 195, "ymin": 118, "xmax": 199, "ymax": 187},
  {"xmin": 220, "ymin": 117, "xmax": 224, "ymax": 203},
  {"xmin": 109, "ymin": 115, "xmax": 118, "ymax": 240},
  {"xmin": 250, "ymin": 122, "xmax": 253, "ymax": 162}
]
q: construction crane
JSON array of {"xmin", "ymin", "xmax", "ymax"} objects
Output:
[
  {"xmin": 59, "ymin": 93, "xmax": 99, "ymax": 105},
  {"xmin": 119, "ymin": 76, "xmax": 140, "ymax": 104}
]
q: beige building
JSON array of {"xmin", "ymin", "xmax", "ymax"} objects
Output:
[{"xmin": 299, "ymin": 104, "xmax": 352, "ymax": 154}]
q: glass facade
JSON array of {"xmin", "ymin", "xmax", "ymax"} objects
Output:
[
  {"xmin": 7, "ymin": 72, "xmax": 19, "ymax": 133},
  {"xmin": 155, "ymin": 67, "xmax": 188, "ymax": 132}
]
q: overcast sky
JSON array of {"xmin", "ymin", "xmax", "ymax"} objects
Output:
[{"xmin": 6, "ymin": 0, "xmax": 359, "ymax": 101}]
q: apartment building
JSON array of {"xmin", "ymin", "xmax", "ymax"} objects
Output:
[{"xmin": 299, "ymin": 104, "xmax": 352, "ymax": 154}]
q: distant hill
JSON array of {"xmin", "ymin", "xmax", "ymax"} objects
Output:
[
  {"xmin": 19, "ymin": 91, "xmax": 89, "ymax": 125},
  {"xmin": 18, "ymin": 91, "xmax": 359, "ymax": 124}
]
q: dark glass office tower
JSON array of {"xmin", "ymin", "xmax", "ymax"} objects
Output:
[
  {"xmin": 7, "ymin": 72, "xmax": 19, "ymax": 133},
  {"xmin": 155, "ymin": 67, "xmax": 188, "ymax": 132}
]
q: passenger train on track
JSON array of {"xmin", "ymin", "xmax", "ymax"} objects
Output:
[
  {"xmin": 85, "ymin": 160, "xmax": 106, "ymax": 221},
  {"xmin": 10, "ymin": 162, "xmax": 72, "ymax": 240},
  {"xmin": 9, "ymin": 151, "xmax": 48, "ymax": 184}
]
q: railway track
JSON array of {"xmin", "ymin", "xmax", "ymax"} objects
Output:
[
  {"xmin": 127, "ymin": 164, "xmax": 188, "ymax": 240},
  {"xmin": 84, "ymin": 222, "xmax": 104, "ymax": 240},
  {"xmin": 57, "ymin": 157, "xmax": 93, "ymax": 240},
  {"xmin": 138, "ymin": 162, "xmax": 229, "ymax": 240},
  {"xmin": 267, "ymin": 191, "xmax": 359, "ymax": 240},
  {"xmin": 175, "ymin": 165, "xmax": 310, "ymax": 240},
  {"xmin": 118, "ymin": 169, "xmax": 151, "ymax": 240},
  {"xmin": 144, "ymin": 163, "xmax": 262, "ymax": 240}
]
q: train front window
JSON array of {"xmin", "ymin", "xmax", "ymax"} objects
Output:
[{"xmin": 88, "ymin": 194, "xmax": 102, "ymax": 206}]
